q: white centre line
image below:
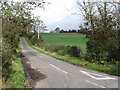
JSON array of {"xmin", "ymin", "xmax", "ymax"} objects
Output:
[
  {"xmin": 80, "ymin": 70, "xmax": 116, "ymax": 80},
  {"xmin": 85, "ymin": 80, "xmax": 106, "ymax": 88},
  {"xmin": 50, "ymin": 64, "xmax": 68, "ymax": 74}
]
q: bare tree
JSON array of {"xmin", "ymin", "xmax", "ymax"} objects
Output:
[
  {"xmin": 77, "ymin": 0, "xmax": 96, "ymax": 31},
  {"xmin": 77, "ymin": 1, "xmax": 119, "ymax": 31}
]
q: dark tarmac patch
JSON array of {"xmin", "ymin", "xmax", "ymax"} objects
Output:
[{"xmin": 22, "ymin": 55, "xmax": 46, "ymax": 88}]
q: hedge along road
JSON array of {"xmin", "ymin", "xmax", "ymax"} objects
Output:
[{"xmin": 20, "ymin": 37, "xmax": 118, "ymax": 88}]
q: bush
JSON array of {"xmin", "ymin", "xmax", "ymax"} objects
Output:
[
  {"xmin": 42, "ymin": 44, "xmax": 81, "ymax": 57},
  {"xmin": 53, "ymin": 45, "xmax": 68, "ymax": 56},
  {"xmin": 2, "ymin": 39, "xmax": 13, "ymax": 81},
  {"xmin": 27, "ymin": 32, "xmax": 34, "ymax": 39},
  {"xmin": 2, "ymin": 31, "xmax": 20, "ymax": 82},
  {"xmin": 67, "ymin": 46, "xmax": 81, "ymax": 57},
  {"xmin": 27, "ymin": 33, "xmax": 42, "ymax": 45},
  {"xmin": 86, "ymin": 29, "xmax": 119, "ymax": 64}
]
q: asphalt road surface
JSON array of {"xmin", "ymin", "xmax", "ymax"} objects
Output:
[{"xmin": 20, "ymin": 37, "xmax": 118, "ymax": 88}]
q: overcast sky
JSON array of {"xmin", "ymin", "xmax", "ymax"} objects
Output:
[{"xmin": 32, "ymin": 0, "xmax": 83, "ymax": 31}]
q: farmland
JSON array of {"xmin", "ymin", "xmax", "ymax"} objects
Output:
[{"xmin": 41, "ymin": 33, "xmax": 87, "ymax": 54}]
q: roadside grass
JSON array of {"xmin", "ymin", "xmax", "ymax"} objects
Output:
[
  {"xmin": 41, "ymin": 33, "xmax": 87, "ymax": 54},
  {"xmin": 5, "ymin": 47, "xmax": 27, "ymax": 88},
  {"xmin": 6, "ymin": 58, "xmax": 26, "ymax": 88},
  {"xmin": 0, "ymin": 39, "xmax": 2, "ymax": 89},
  {"xmin": 30, "ymin": 44, "xmax": 119, "ymax": 76}
]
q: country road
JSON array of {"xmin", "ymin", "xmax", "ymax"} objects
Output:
[{"xmin": 20, "ymin": 37, "xmax": 118, "ymax": 88}]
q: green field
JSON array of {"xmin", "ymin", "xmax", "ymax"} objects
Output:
[{"xmin": 41, "ymin": 33, "xmax": 87, "ymax": 54}]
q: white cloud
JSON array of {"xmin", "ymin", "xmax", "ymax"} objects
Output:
[{"xmin": 32, "ymin": 0, "xmax": 83, "ymax": 31}]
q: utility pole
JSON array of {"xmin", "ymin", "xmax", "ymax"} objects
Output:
[
  {"xmin": 38, "ymin": 25, "xmax": 39, "ymax": 39},
  {"xmin": 36, "ymin": 21, "xmax": 40, "ymax": 39}
]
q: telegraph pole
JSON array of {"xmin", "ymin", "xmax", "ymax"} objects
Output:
[{"xmin": 38, "ymin": 26, "xmax": 39, "ymax": 39}]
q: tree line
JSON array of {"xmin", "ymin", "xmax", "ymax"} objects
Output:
[{"xmin": 53, "ymin": 27, "xmax": 89, "ymax": 34}]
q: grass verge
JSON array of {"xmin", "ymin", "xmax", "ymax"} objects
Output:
[
  {"xmin": 0, "ymin": 39, "xmax": 2, "ymax": 89},
  {"xmin": 5, "ymin": 46, "xmax": 27, "ymax": 88},
  {"xmin": 27, "ymin": 38, "xmax": 119, "ymax": 76},
  {"xmin": 6, "ymin": 58, "xmax": 26, "ymax": 88}
]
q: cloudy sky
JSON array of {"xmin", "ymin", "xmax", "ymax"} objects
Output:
[{"xmin": 32, "ymin": 0, "xmax": 83, "ymax": 31}]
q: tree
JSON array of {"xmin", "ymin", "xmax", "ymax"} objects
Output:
[
  {"xmin": 60, "ymin": 29, "xmax": 65, "ymax": 33},
  {"xmin": 71, "ymin": 29, "xmax": 77, "ymax": 33},
  {"xmin": 1, "ymin": 1, "xmax": 45, "ymax": 82},
  {"xmin": 77, "ymin": 1, "xmax": 119, "ymax": 63},
  {"xmin": 68, "ymin": 29, "xmax": 71, "ymax": 33},
  {"xmin": 55, "ymin": 27, "xmax": 60, "ymax": 33},
  {"xmin": 77, "ymin": 1, "xmax": 96, "ymax": 32}
]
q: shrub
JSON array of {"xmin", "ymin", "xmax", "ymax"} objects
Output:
[
  {"xmin": 2, "ymin": 30, "xmax": 20, "ymax": 82},
  {"xmin": 67, "ymin": 46, "xmax": 81, "ymax": 57},
  {"xmin": 86, "ymin": 29, "xmax": 119, "ymax": 64},
  {"xmin": 43, "ymin": 44, "xmax": 56, "ymax": 52},
  {"xmin": 2, "ymin": 39, "xmax": 13, "ymax": 81},
  {"xmin": 42, "ymin": 45, "xmax": 81, "ymax": 57},
  {"xmin": 27, "ymin": 33, "xmax": 42, "ymax": 45},
  {"xmin": 27, "ymin": 32, "xmax": 34, "ymax": 39},
  {"xmin": 53, "ymin": 45, "xmax": 68, "ymax": 56}
]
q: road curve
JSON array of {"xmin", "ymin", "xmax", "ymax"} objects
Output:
[{"xmin": 20, "ymin": 37, "xmax": 118, "ymax": 88}]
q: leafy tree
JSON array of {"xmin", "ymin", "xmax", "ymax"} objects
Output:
[
  {"xmin": 1, "ymin": 1, "xmax": 45, "ymax": 82},
  {"xmin": 77, "ymin": 1, "xmax": 119, "ymax": 63}
]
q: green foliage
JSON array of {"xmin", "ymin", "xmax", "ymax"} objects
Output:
[
  {"xmin": 27, "ymin": 32, "xmax": 42, "ymax": 45},
  {"xmin": 0, "ymin": 39, "xmax": 2, "ymax": 82},
  {"xmin": 67, "ymin": 46, "xmax": 81, "ymax": 57},
  {"xmin": 52, "ymin": 45, "xmax": 81, "ymax": 57},
  {"xmin": 77, "ymin": 2, "xmax": 119, "ymax": 64},
  {"xmin": 86, "ymin": 28, "xmax": 119, "ymax": 63},
  {"xmin": 1, "ymin": 1, "xmax": 45, "ymax": 87},
  {"xmin": 2, "ymin": 38, "xmax": 13, "ymax": 80}
]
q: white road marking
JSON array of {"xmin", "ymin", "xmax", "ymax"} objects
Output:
[
  {"xmin": 50, "ymin": 64, "xmax": 68, "ymax": 74},
  {"xmin": 85, "ymin": 80, "xmax": 106, "ymax": 88},
  {"xmin": 31, "ymin": 66, "xmax": 35, "ymax": 69},
  {"xmin": 80, "ymin": 70, "xmax": 116, "ymax": 80}
]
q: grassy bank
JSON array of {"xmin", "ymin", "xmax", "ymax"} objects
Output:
[
  {"xmin": 5, "ymin": 46, "xmax": 27, "ymax": 88},
  {"xmin": 6, "ymin": 58, "xmax": 26, "ymax": 88},
  {"xmin": 26, "ymin": 38, "xmax": 119, "ymax": 76},
  {"xmin": 0, "ymin": 39, "xmax": 2, "ymax": 89}
]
